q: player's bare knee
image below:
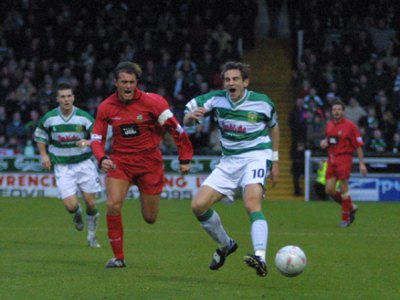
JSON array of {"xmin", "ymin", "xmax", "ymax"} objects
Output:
[
  {"xmin": 143, "ymin": 215, "xmax": 157, "ymax": 224},
  {"xmin": 85, "ymin": 201, "xmax": 96, "ymax": 211},
  {"xmin": 107, "ymin": 201, "xmax": 122, "ymax": 215},
  {"xmin": 244, "ymin": 203, "xmax": 256, "ymax": 214},
  {"xmin": 191, "ymin": 200, "xmax": 206, "ymax": 216},
  {"xmin": 65, "ymin": 203, "xmax": 78, "ymax": 212},
  {"xmin": 325, "ymin": 189, "xmax": 332, "ymax": 197},
  {"xmin": 244, "ymin": 197, "xmax": 261, "ymax": 212},
  {"xmin": 325, "ymin": 186, "xmax": 335, "ymax": 196}
]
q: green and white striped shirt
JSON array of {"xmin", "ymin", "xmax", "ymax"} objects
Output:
[
  {"xmin": 185, "ymin": 89, "xmax": 278, "ymax": 157},
  {"xmin": 34, "ymin": 106, "xmax": 94, "ymax": 164}
]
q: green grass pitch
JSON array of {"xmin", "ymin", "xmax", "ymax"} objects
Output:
[{"xmin": 1, "ymin": 197, "xmax": 399, "ymax": 300}]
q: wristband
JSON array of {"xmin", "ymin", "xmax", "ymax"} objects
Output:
[
  {"xmin": 99, "ymin": 156, "xmax": 109, "ymax": 169},
  {"xmin": 179, "ymin": 160, "xmax": 191, "ymax": 164},
  {"xmin": 271, "ymin": 151, "xmax": 279, "ymax": 162}
]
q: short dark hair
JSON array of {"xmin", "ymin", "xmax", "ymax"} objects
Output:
[
  {"xmin": 220, "ymin": 61, "xmax": 250, "ymax": 80},
  {"xmin": 114, "ymin": 61, "xmax": 142, "ymax": 79},
  {"xmin": 331, "ymin": 99, "xmax": 346, "ymax": 110},
  {"xmin": 56, "ymin": 82, "xmax": 72, "ymax": 92}
]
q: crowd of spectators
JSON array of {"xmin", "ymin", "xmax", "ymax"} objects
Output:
[
  {"xmin": 287, "ymin": 0, "xmax": 400, "ymax": 196},
  {"xmin": 0, "ymin": 0, "xmax": 258, "ymax": 155},
  {"xmin": 2, "ymin": 0, "xmax": 399, "ymax": 160},
  {"xmin": 289, "ymin": 0, "xmax": 400, "ymax": 158}
]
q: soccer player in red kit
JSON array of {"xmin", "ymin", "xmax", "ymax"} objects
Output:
[
  {"xmin": 91, "ymin": 62, "xmax": 193, "ymax": 267},
  {"xmin": 320, "ymin": 99, "xmax": 367, "ymax": 227}
]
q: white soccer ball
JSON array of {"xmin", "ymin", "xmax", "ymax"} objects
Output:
[{"xmin": 275, "ymin": 245, "xmax": 307, "ymax": 277}]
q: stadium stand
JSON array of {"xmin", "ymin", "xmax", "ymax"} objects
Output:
[
  {"xmin": 0, "ymin": 0, "xmax": 257, "ymax": 155},
  {"xmin": 2, "ymin": 0, "xmax": 399, "ymax": 199}
]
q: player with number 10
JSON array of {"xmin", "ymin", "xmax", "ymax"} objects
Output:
[{"xmin": 184, "ymin": 61, "xmax": 280, "ymax": 277}]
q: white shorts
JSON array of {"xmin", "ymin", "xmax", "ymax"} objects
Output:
[
  {"xmin": 202, "ymin": 155, "xmax": 271, "ymax": 202},
  {"xmin": 54, "ymin": 159, "xmax": 102, "ymax": 200}
]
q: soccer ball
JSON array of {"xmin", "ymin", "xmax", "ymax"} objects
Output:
[{"xmin": 274, "ymin": 245, "xmax": 307, "ymax": 277}]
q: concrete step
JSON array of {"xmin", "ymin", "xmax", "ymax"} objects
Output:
[{"xmin": 243, "ymin": 37, "xmax": 298, "ymax": 200}]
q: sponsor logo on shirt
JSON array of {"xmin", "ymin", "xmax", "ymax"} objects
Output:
[
  {"xmin": 221, "ymin": 121, "xmax": 246, "ymax": 133},
  {"xmin": 58, "ymin": 134, "xmax": 80, "ymax": 142},
  {"xmin": 120, "ymin": 124, "xmax": 140, "ymax": 137},
  {"xmin": 328, "ymin": 136, "xmax": 338, "ymax": 145}
]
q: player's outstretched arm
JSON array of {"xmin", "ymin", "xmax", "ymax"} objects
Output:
[
  {"xmin": 269, "ymin": 124, "xmax": 280, "ymax": 186},
  {"xmin": 179, "ymin": 163, "xmax": 191, "ymax": 175},
  {"xmin": 320, "ymin": 138, "xmax": 328, "ymax": 149},
  {"xmin": 37, "ymin": 142, "xmax": 52, "ymax": 171},
  {"xmin": 183, "ymin": 107, "xmax": 207, "ymax": 126},
  {"xmin": 98, "ymin": 157, "xmax": 116, "ymax": 173},
  {"xmin": 76, "ymin": 139, "xmax": 91, "ymax": 148},
  {"xmin": 356, "ymin": 147, "xmax": 368, "ymax": 176}
]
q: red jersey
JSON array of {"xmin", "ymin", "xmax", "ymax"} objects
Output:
[
  {"xmin": 325, "ymin": 118, "xmax": 364, "ymax": 156},
  {"xmin": 91, "ymin": 89, "xmax": 193, "ymax": 162}
]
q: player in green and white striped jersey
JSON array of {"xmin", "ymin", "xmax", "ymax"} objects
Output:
[
  {"xmin": 184, "ymin": 61, "xmax": 280, "ymax": 277},
  {"xmin": 34, "ymin": 83, "xmax": 102, "ymax": 248}
]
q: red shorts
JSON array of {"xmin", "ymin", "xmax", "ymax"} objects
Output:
[
  {"xmin": 326, "ymin": 154, "xmax": 352, "ymax": 180},
  {"xmin": 108, "ymin": 148, "xmax": 164, "ymax": 195}
]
